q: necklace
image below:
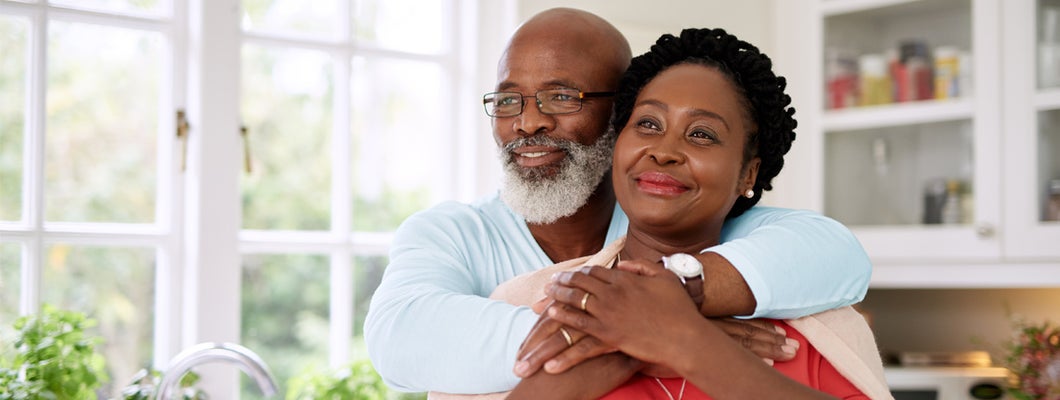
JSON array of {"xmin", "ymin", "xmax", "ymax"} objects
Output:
[{"xmin": 653, "ymin": 377, "xmax": 686, "ymax": 400}]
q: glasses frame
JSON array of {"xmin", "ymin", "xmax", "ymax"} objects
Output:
[{"xmin": 482, "ymin": 89, "xmax": 615, "ymax": 117}]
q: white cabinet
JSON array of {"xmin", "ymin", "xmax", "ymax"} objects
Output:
[{"xmin": 773, "ymin": 0, "xmax": 1060, "ymax": 287}]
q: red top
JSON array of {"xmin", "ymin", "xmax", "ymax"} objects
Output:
[{"xmin": 599, "ymin": 320, "xmax": 869, "ymax": 399}]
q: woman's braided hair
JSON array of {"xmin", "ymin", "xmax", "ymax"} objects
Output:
[{"xmin": 612, "ymin": 28, "xmax": 797, "ymax": 219}]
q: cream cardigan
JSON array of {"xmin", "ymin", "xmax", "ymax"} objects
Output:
[{"xmin": 430, "ymin": 237, "xmax": 894, "ymax": 400}]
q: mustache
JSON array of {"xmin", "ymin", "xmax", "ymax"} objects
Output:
[{"xmin": 502, "ymin": 135, "xmax": 577, "ymax": 157}]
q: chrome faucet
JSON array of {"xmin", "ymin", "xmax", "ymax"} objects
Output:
[{"xmin": 155, "ymin": 342, "xmax": 278, "ymax": 400}]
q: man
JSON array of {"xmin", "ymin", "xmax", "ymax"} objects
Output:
[{"xmin": 364, "ymin": 8, "xmax": 870, "ymax": 394}]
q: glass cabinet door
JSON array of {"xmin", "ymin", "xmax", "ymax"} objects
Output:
[
  {"xmin": 819, "ymin": 0, "xmax": 1002, "ymax": 262},
  {"xmin": 1002, "ymin": 0, "xmax": 1060, "ymax": 258}
]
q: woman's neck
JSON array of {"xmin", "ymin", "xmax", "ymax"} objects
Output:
[{"xmin": 621, "ymin": 226, "xmax": 721, "ymax": 262}]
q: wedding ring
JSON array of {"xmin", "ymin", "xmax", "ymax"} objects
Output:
[
  {"xmin": 559, "ymin": 327, "xmax": 574, "ymax": 347},
  {"xmin": 580, "ymin": 292, "xmax": 591, "ymax": 311}
]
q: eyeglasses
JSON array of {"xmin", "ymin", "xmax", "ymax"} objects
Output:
[{"xmin": 482, "ymin": 89, "xmax": 615, "ymax": 117}]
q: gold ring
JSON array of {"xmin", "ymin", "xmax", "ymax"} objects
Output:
[
  {"xmin": 559, "ymin": 327, "xmax": 573, "ymax": 347},
  {"xmin": 580, "ymin": 292, "xmax": 591, "ymax": 311}
]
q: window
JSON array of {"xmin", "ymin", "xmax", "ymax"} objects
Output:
[
  {"xmin": 0, "ymin": 1, "xmax": 176, "ymax": 395},
  {"xmin": 0, "ymin": 0, "xmax": 500, "ymax": 397}
]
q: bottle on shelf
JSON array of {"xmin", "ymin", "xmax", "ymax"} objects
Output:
[
  {"xmin": 860, "ymin": 54, "xmax": 892, "ymax": 106},
  {"xmin": 941, "ymin": 179, "xmax": 962, "ymax": 224},
  {"xmin": 933, "ymin": 46, "xmax": 960, "ymax": 100},
  {"xmin": 1046, "ymin": 179, "xmax": 1060, "ymax": 222}
]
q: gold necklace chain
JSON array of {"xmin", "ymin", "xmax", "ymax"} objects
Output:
[{"xmin": 653, "ymin": 377, "xmax": 687, "ymax": 400}]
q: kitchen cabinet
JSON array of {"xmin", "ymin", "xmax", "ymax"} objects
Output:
[{"xmin": 774, "ymin": 0, "xmax": 1060, "ymax": 287}]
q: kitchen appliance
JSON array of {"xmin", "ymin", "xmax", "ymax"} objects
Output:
[{"xmin": 885, "ymin": 366, "xmax": 1008, "ymax": 400}]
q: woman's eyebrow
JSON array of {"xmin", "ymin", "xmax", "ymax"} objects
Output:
[{"xmin": 636, "ymin": 98, "xmax": 730, "ymax": 131}]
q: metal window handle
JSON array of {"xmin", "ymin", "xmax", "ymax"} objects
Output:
[
  {"xmin": 241, "ymin": 125, "xmax": 252, "ymax": 174},
  {"xmin": 976, "ymin": 223, "xmax": 995, "ymax": 238},
  {"xmin": 176, "ymin": 109, "xmax": 190, "ymax": 172}
]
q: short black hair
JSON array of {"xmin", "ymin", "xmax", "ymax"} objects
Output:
[{"xmin": 612, "ymin": 28, "xmax": 797, "ymax": 219}]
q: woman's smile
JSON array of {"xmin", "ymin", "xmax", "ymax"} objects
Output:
[{"xmin": 634, "ymin": 171, "xmax": 690, "ymax": 196}]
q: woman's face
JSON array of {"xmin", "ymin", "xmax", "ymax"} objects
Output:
[{"xmin": 613, "ymin": 63, "xmax": 760, "ymax": 240}]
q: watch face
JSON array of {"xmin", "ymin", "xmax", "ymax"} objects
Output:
[{"xmin": 664, "ymin": 253, "xmax": 703, "ymax": 278}]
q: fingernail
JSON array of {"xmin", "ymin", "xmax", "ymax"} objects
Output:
[
  {"xmin": 773, "ymin": 325, "xmax": 786, "ymax": 335},
  {"xmin": 514, "ymin": 361, "xmax": 529, "ymax": 376},
  {"xmin": 544, "ymin": 360, "xmax": 560, "ymax": 373},
  {"xmin": 551, "ymin": 272, "xmax": 560, "ymax": 281},
  {"xmin": 543, "ymin": 282, "xmax": 554, "ymax": 293},
  {"xmin": 763, "ymin": 358, "xmax": 774, "ymax": 366},
  {"xmin": 782, "ymin": 338, "xmax": 799, "ymax": 355}
]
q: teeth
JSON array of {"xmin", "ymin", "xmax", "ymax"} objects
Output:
[{"xmin": 521, "ymin": 152, "xmax": 549, "ymax": 158}]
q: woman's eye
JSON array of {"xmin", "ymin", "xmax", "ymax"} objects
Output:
[
  {"xmin": 689, "ymin": 129, "xmax": 719, "ymax": 143},
  {"xmin": 635, "ymin": 118, "xmax": 660, "ymax": 131}
]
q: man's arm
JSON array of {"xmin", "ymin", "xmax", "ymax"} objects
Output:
[
  {"xmin": 704, "ymin": 206, "xmax": 871, "ymax": 318},
  {"xmin": 513, "ymin": 206, "xmax": 868, "ymax": 376},
  {"xmin": 364, "ymin": 204, "xmax": 537, "ymax": 393}
]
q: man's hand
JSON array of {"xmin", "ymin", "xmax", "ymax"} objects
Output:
[
  {"xmin": 514, "ymin": 299, "xmax": 617, "ymax": 377},
  {"xmin": 711, "ymin": 318, "xmax": 798, "ymax": 364}
]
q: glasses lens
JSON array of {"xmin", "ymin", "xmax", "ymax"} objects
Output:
[
  {"xmin": 538, "ymin": 89, "xmax": 582, "ymax": 114},
  {"xmin": 485, "ymin": 92, "xmax": 522, "ymax": 117}
]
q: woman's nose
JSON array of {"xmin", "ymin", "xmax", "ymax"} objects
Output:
[{"xmin": 648, "ymin": 133, "xmax": 685, "ymax": 165}]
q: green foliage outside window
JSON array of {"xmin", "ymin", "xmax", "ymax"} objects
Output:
[{"xmin": 0, "ymin": 304, "xmax": 109, "ymax": 400}]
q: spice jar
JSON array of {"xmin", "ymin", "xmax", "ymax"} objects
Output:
[{"xmin": 1047, "ymin": 179, "xmax": 1060, "ymax": 222}]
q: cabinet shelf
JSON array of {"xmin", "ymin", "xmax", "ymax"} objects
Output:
[
  {"xmin": 822, "ymin": 99, "xmax": 973, "ymax": 131},
  {"xmin": 1037, "ymin": 88, "xmax": 1060, "ymax": 109},
  {"xmin": 814, "ymin": 0, "xmax": 958, "ymax": 16}
]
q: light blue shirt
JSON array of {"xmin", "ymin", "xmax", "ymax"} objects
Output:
[{"xmin": 364, "ymin": 193, "xmax": 870, "ymax": 393}]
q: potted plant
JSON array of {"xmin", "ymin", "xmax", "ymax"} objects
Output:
[
  {"xmin": 286, "ymin": 359, "xmax": 424, "ymax": 400},
  {"xmin": 1004, "ymin": 319, "xmax": 1060, "ymax": 399},
  {"xmin": 0, "ymin": 304, "xmax": 109, "ymax": 400}
]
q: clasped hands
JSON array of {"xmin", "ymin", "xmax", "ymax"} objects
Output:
[{"xmin": 513, "ymin": 259, "xmax": 799, "ymax": 378}]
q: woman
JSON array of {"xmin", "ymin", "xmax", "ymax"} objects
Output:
[{"xmin": 492, "ymin": 28, "xmax": 891, "ymax": 399}]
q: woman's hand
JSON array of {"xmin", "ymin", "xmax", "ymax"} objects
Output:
[{"xmin": 543, "ymin": 265, "xmax": 702, "ymax": 365}]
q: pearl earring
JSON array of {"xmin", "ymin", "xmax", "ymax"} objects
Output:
[{"xmin": 745, "ymin": 189, "xmax": 754, "ymax": 198}]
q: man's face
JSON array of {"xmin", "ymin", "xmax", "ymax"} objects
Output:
[{"xmin": 491, "ymin": 34, "xmax": 619, "ymax": 224}]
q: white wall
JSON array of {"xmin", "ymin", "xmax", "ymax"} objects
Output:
[{"xmin": 472, "ymin": 0, "xmax": 780, "ymax": 199}]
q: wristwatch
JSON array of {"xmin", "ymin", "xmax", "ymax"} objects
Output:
[{"xmin": 662, "ymin": 253, "xmax": 705, "ymax": 309}]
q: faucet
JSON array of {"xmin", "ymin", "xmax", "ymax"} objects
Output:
[{"xmin": 155, "ymin": 342, "xmax": 278, "ymax": 400}]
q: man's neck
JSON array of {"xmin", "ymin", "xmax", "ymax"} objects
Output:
[{"xmin": 526, "ymin": 184, "xmax": 616, "ymax": 263}]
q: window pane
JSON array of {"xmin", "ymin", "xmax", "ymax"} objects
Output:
[
  {"xmin": 351, "ymin": 58, "xmax": 445, "ymax": 231},
  {"xmin": 46, "ymin": 22, "xmax": 161, "ymax": 223},
  {"xmin": 41, "ymin": 244, "xmax": 155, "ymax": 397},
  {"xmin": 241, "ymin": 253, "xmax": 329, "ymax": 398},
  {"xmin": 242, "ymin": 45, "xmax": 333, "ymax": 230},
  {"xmin": 0, "ymin": 16, "xmax": 27, "ymax": 222},
  {"xmin": 0, "ymin": 243, "xmax": 20, "ymax": 329},
  {"xmin": 49, "ymin": 0, "xmax": 168, "ymax": 17},
  {"xmin": 353, "ymin": 255, "xmax": 386, "ymax": 341},
  {"xmin": 353, "ymin": 0, "xmax": 447, "ymax": 54},
  {"xmin": 242, "ymin": 0, "xmax": 339, "ymax": 38}
]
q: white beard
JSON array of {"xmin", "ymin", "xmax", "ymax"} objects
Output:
[{"xmin": 499, "ymin": 129, "xmax": 616, "ymax": 224}]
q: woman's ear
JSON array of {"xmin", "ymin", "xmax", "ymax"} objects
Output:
[{"xmin": 741, "ymin": 157, "xmax": 761, "ymax": 194}]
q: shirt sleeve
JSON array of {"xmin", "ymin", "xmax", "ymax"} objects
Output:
[
  {"xmin": 364, "ymin": 207, "xmax": 537, "ymax": 393},
  {"xmin": 709, "ymin": 207, "xmax": 871, "ymax": 319}
]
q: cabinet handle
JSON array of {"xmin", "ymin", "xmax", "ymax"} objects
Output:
[
  {"xmin": 975, "ymin": 224, "xmax": 995, "ymax": 238},
  {"xmin": 176, "ymin": 109, "xmax": 190, "ymax": 172},
  {"xmin": 241, "ymin": 125, "xmax": 252, "ymax": 174}
]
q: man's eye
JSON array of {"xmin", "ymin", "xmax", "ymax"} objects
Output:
[
  {"xmin": 549, "ymin": 93, "xmax": 575, "ymax": 102},
  {"xmin": 497, "ymin": 96, "xmax": 521, "ymax": 106}
]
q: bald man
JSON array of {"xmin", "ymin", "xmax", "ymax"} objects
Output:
[{"xmin": 364, "ymin": 8, "xmax": 870, "ymax": 394}]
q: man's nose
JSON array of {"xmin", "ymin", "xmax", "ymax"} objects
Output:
[{"xmin": 512, "ymin": 99, "xmax": 556, "ymax": 137}]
